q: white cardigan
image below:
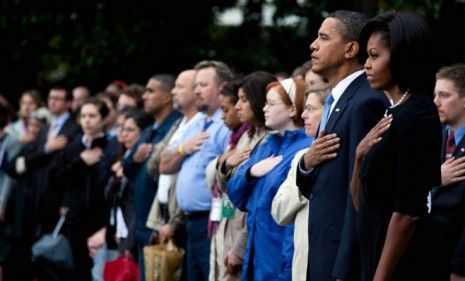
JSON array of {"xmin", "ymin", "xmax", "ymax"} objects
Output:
[{"xmin": 271, "ymin": 148, "xmax": 309, "ymax": 281}]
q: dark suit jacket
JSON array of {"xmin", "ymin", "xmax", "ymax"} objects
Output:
[
  {"xmin": 26, "ymin": 114, "xmax": 81, "ymax": 234},
  {"xmin": 431, "ymin": 129, "xmax": 465, "ymax": 275},
  {"xmin": 297, "ymin": 73, "xmax": 388, "ymax": 281},
  {"xmin": 54, "ymin": 134, "xmax": 119, "ymax": 235}
]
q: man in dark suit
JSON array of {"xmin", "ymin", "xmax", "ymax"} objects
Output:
[
  {"xmin": 432, "ymin": 63, "xmax": 465, "ymax": 280},
  {"xmin": 27, "ymin": 87, "xmax": 82, "ymax": 235},
  {"xmin": 296, "ymin": 11, "xmax": 388, "ymax": 281}
]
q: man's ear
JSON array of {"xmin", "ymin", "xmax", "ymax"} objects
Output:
[
  {"xmin": 461, "ymin": 95, "xmax": 465, "ymax": 109},
  {"xmin": 344, "ymin": 41, "xmax": 360, "ymax": 59},
  {"xmin": 218, "ymin": 81, "xmax": 228, "ymax": 94},
  {"xmin": 162, "ymin": 91, "xmax": 173, "ymax": 104}
]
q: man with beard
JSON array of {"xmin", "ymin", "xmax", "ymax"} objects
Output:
[{"xmin": 159, "ymin": 61, "xmax": 232, "ymax": 281}]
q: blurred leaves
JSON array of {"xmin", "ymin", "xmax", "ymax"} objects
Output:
[{"xmin": 1, "ymin": 0, "xmax": 465, "ymax": 103}]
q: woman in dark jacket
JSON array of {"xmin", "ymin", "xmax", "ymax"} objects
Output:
[
  {"xmin": 55, "ymin": 98, "xmax": 118, "ymax": 281},
  {"xmin": 104, "ymin": 109, "xmax": 151, "ymax": 258},
  {"xmin": 351, "ymin": 11, "xmax": 446, "ymax": 281}
]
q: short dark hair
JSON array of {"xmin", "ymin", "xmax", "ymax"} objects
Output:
[
  {"xmin": 50, "ymin": 86, "xmax": 72, "ymax": 101},
  {"xmin": 359, "ymin": 11, "xmax": 437, "ymax": 95},
  {"xmin": 81, "ymin": 97, "xmax": 109, "ymax": 119},
  {"xmin": 220, "ymin": 80, "xmax": 240, "ymax": 105},
  {"xmin": 328, "ymin": 10, "xmax": 369, "ymax": 43},
  {"xmin": 122, "ymin": 83, "xmax": 145, "ymax": 109},
  {"xmin": 150, "ymin": 74, "xmax": 176, "ymax": 93},
  {"xmin": 436, "ymin": 63, "xmax": 465, "ymax": 98},
  {"xmin": 124, "ymin": 109, "xmax": 152, "ymax": 130}
]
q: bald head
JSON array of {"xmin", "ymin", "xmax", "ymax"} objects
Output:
[{"xmin": 172, "ymin": 69, "xmax": 197, "ymax": 116}]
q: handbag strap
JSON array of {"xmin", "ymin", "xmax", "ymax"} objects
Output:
[{"xmin": 52, "ymin": 215, "xmax": 66, "ymax": 238}]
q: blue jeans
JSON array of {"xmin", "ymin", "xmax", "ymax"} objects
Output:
[
  {"xmin": 185, "ymin": 214, "xmax": 210, "ymax": 281},
  {"xmin": 91, "ymin": 245, "xmax": 119, "ymax": 281}
]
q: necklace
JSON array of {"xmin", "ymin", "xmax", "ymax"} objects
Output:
[{"xmin": 384, "ymin": 90, "xmax": 409, "ymax": 117}]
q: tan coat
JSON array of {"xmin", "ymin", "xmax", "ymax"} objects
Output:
[
  {"xmin": 208, "ymin": 128, "xmax": 267, "ymax": 281},
  {"xmin": 146, "ymin": 175, "xmax": 184, "ymax": 234},
  {"xmin": 271, "ymin": 148, "xmax": 309, "ymax": 281},
  {"xmin": 146, "ymin": 119, "xmax": 185, "ymax": 235}
]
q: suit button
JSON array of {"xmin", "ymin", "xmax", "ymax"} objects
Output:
[{"xmin": 309, "ymin": 193, "xmax": 314, "ymax": 200}]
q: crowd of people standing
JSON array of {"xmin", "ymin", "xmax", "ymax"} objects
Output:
[{"xmin": 1, "ymin": 8, "xmax": 465, "ymax": 281}]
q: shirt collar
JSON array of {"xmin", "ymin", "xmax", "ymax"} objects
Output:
[
  {"xmin": 51, "ymin": 111, "xmax": 70, "ymax": 128},
  {"xmin": 81, "ymin": 132, "xmax": 105, "ymax": 149},
  {"xmin": 207, "ymin": 108, "xmax": 223, "ymax": 123},
  {"xmin": 330, "ymin": 70, "xmax": 365, "ymax": 109},
  {"xmin": 449, "ymin": 125, "xmax": 465, "ymax": 145}
]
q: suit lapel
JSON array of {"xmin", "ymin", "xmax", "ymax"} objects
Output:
[
  {"xmin": 58, "ymin": 117, "xmax": 72, "ymax": 135},
  {"xmin": 325, "ymin": 74, "xmax": 365, "ymax": 133},
  {"xmin": 436, "ymin": 131, "xmax": 465, "ymax": 197}
]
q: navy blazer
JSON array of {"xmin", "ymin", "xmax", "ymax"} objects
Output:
[
  {"xmin": 297, "ymin": 73, "xmax": 388, "ymax": 280},
  {"xmin": 431, "ymin": 129, "xmax": 465, "ymax": 275},
  {"xmin": 122, "ymin": 110, "xmax": 182, "ymax": 234}
]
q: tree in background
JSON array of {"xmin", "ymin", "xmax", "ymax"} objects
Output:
[{"xmin": 1, "ymin": 0, "xmax": 464, "ymax": 104}]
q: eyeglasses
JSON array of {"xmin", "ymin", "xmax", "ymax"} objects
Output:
[
  {"xmin": 122, "ymin": 127, "xmax": 138, "ymax": 133},
  {"xmin": 48, "ymin": 96, "xmax": 66, "ymax": 101},
  {"xmin": 264, "ymin": 101, "xmax": 285, "ymax": 107},
  {"xmin": 304, "ymin": 105, "xmax": 322, "ymax": 113}
]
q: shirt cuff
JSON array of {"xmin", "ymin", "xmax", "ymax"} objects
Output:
[{"xmin": 298, "ymin": 156, "xmax": 313, "ymax": 175}]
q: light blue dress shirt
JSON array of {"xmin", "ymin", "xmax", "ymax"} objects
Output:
[
  {"xmin": 449, "ymin": 125, "xmax": 465, "ymax": 146},
  {"xmin": 175, "ymin": 109, "xmax": 230, "ymax": 212}
]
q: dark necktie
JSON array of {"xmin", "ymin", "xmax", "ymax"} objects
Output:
[
  {"xmin": 445, "ymin": 130, "xmax": 456, "ymax": 158},
  {"xmin": 203, "ymin": 119, "xmax": 213, "ymax": 132},
  {"xmin": 147, "ymin": 127, "xmax": 158, "ymax": 143}
]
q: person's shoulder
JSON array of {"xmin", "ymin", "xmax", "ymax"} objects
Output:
[
  {"xmin": 63, "ymin": 114, "xmax": 79, "ymax": 127},
  {"xmin": 2, "ymin": 133, "xmax": 20, "ymax": 151},
  {"xmin": 167, "ymin": 109, "xmax": 183, "ymax": 123},
  {"xmin": 349, "ymin": 75, "xmax": 388, "ymax": 104},
  {"xmin": 358, "ymin": 81, "xmax": 387, "ymax": 103},
  {"xmin": 403, "ymin": 93, "xmax": 437, "ymax": 118},
  {"xmin": 352, "ymin": 85, "xmax": 389, "ymax": 113},
  {"xmin": 397, "ymin": 94, "xmax": 441, "ymax": 134},
  {"xmin": 106, "ymin": 134, "xmax": 120, "ymax": 149},
  {"xmin": 292, "ymin": 129, "xmax": 312, "ymax": 144}
]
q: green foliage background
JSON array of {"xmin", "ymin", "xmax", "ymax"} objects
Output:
[{"xmin": 1, "ymin": 0, "xmax": 464, "ymax": 103}]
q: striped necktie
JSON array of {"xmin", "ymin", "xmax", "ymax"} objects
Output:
[{"xmin": 445, "ymin": 130, "xmax": 456, "ymax": 158}]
